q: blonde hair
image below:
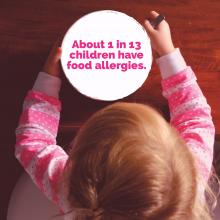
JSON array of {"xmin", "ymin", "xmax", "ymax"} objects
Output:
[{"xmin": 61, "ymin": 102, "xmax": 218, "ymax": 220}]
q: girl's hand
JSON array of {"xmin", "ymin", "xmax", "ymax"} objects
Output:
[
  {"xmin": 144, "ymin": 11, "xmax": 175, "ymax": 57},
  {"xmin": 43, "ymin": 39, "xmax": 62, "ymax": 78}
]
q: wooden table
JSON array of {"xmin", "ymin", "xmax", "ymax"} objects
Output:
[
  {"xmin": 0, "ymin": 1, "xmax": 220, "ymax": 219},
  {"xmin": 1, "ymin": 0, "xmax": 219, "ymax": 144}
]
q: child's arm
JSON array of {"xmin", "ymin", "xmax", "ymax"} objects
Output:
[
  {"xmin": 15, "ymin": 42, "xmax": 68, "ymax": 213},
  {"xmin": 144, "ymin": 11, "xmax": 215, "ymax": 186},
  {"xmin": 158, "ymin": 50, "xmax": 215, "ymax": 184}
]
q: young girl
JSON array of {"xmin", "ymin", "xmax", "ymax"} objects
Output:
[{"xmin": 15, "ymin": 11, "xmax": 217, "ymax": 220}]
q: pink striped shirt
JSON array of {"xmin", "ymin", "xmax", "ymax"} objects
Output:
[{"xmin": 15, "ymin": 49, "xmax": 215, "ymax": 215}]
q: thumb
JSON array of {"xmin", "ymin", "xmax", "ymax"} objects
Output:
[
  {"xmin": 54, "ymin": 47, "xmax": 62, "ymax": 62},
  {"xmin": 144, "ymin": 19, "xmax": 156, "ymax": 36}
]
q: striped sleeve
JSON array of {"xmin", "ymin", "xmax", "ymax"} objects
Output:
[
  {"xmin": 15, "ymin": 90, "xmax": 68, "ymax": 213},
  {"xmin": 161, "ymin": 67, "xmax": 215, "ymax": 185}
]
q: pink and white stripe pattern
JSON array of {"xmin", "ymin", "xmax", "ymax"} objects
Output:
[
  {"xmin": 162, "ymin": 66, "xmax": 215, "ymax": 198},
  {"xmin": 15, "ymin": 90, "xmax": 69, "ymax": 213}
]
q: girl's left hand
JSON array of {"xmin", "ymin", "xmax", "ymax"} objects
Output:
[{"xmin": 43, "ymin": 39, "xmax": 62, "ymax": 78}]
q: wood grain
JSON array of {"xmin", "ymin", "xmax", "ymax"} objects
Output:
[
  {"xmin": 0, "ymin": 1, "xmax": 220, "ymax": 218},
  {"xmin": 1, "ymin": 0, "xmax": 219, "ymax": 146}
]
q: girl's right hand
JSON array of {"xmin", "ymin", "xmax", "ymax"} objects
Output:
[
  {"xmin": 43, "ymin": 39, "xmax": 62, "ymax": 78},
  {"xmin": 144, "ymin": 11, "xmax": 175, "ymax": 57}
]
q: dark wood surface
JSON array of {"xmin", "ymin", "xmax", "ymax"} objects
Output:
[{"xmin": 1, "ymin": 1, "xmax": 220, "ymax": 219}]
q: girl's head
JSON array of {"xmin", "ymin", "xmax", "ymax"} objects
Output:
[{"xmin": 62, "ymin": 102, "xmax": 214, "ymax": 220}]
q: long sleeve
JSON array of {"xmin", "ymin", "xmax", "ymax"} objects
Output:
[
  {"xmin": 15, "ymin": 72, "xmax": 69, "ymax": 213},
  {"xmin": 157, "ymin": 49, "xmax": 215, "ymax": 188}
]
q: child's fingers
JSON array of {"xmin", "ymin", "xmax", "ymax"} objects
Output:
[
  {"xmin": 150, "ymin": 11, "xmax": 160, "ymax": 19},
  {"xmin": 150, "ymin": 11, "xmax": 167, "ymax": 31},
  {"xmin": 49, "ymin": 31, "xmax": 66, "ymax": 63},
  {"xmin": 54, "ymin": 47, "xmax": 62, "ymax": 62},
  {"xmin": 144, "ymin": 10, "xmax": 161, "ymax": 34},
  {"xmin": 48, "ymin": 40, "xmax": 62, "ymax": 63},
  {"xmin": 144, "ymin": 19, "xmax": 156, "ymax": 36}
]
